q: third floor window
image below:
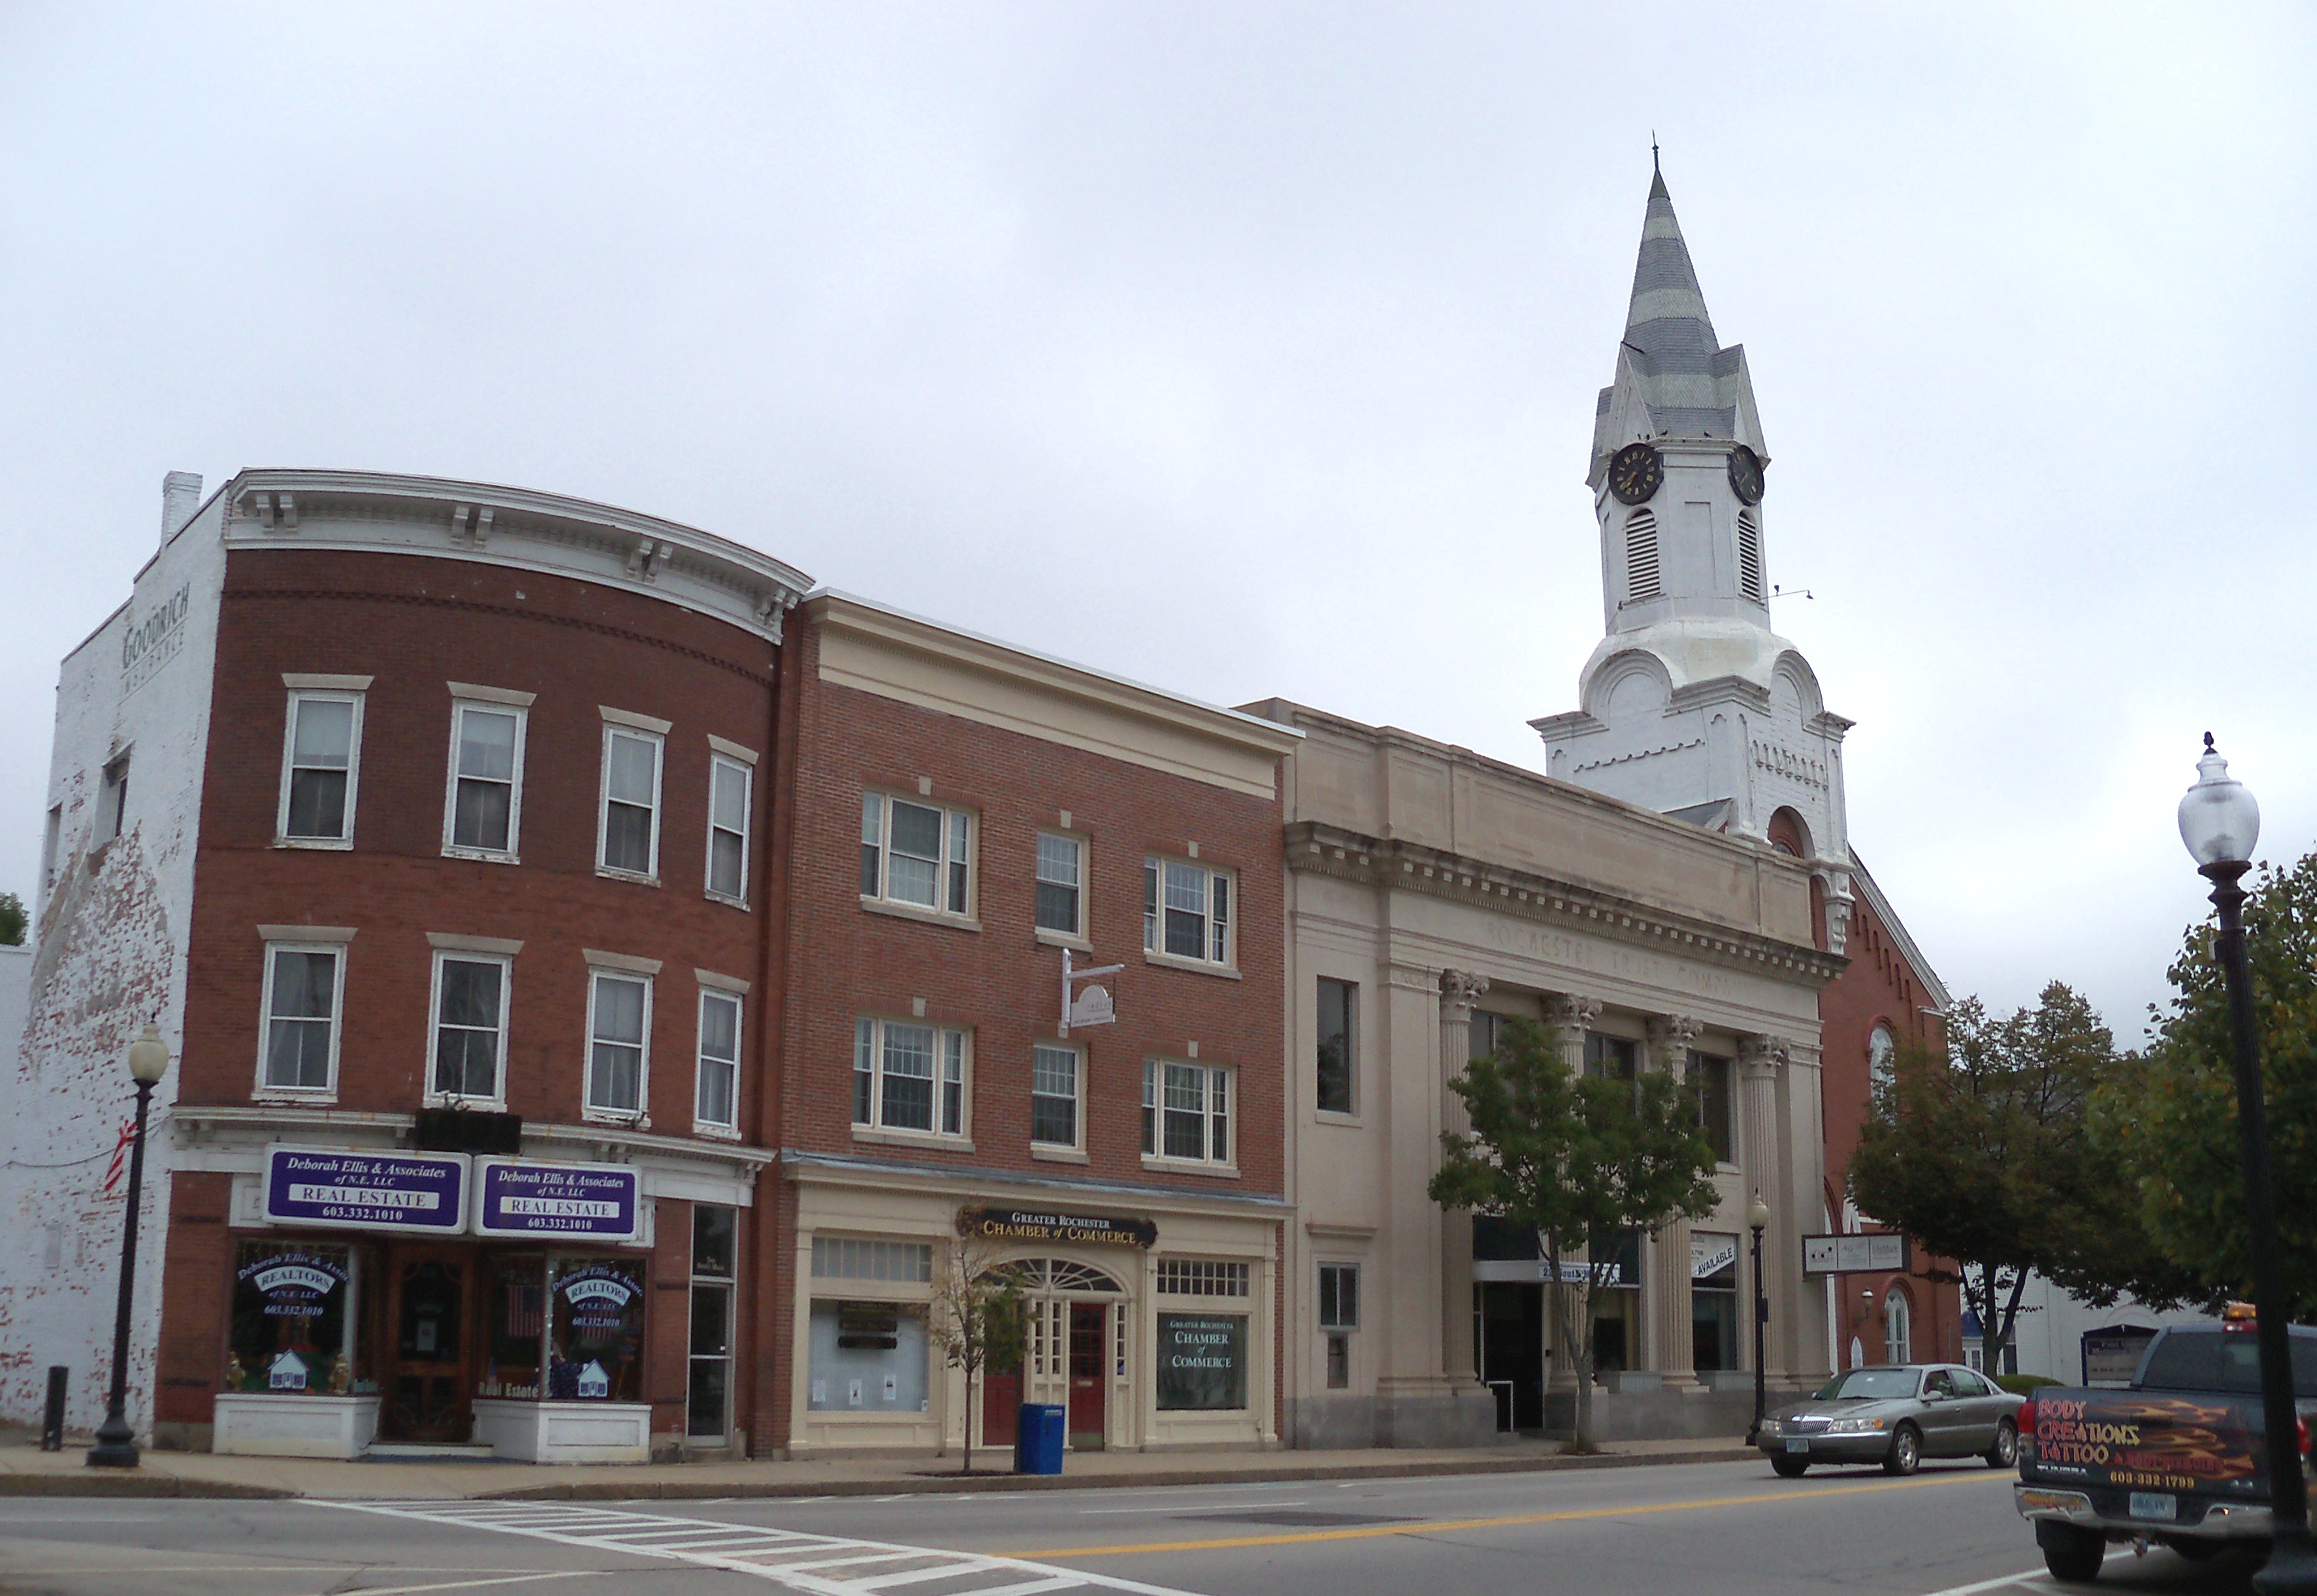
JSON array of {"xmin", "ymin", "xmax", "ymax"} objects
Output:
[
  {"xmin": 1144, "ymin": 857, "xmax": 1232, "ymax": 966},
  {"xmin": 598, "ymin": 723, "xmax": 665, "ymax": 880},
  {"xmin": 860, "ymin": 793, "xmax": 972, "ymax": 919},
  {"xmin": 278, "ymin": 690, "xmax": 362, "ymax": 845},
  {"xmin": 446, "ymin": 699, "xmax": 526, "ymax": 859}
]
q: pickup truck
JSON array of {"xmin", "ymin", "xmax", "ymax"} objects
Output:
[{"xmin": 2014, "ymin": 1317, "xmax": 2317, "ymax": 1582}]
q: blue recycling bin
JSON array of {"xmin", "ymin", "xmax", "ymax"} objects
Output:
[{"xmin": 1014, "ymin": 1403, "xmax": 1065, "ymax": 1475}]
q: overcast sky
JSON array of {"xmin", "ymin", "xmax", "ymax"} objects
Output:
[{"xmin": 5, "ymin": 4, "xmax": 2311, "ymax": 1042}]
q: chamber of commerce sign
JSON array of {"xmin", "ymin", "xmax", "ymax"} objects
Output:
[{"xmin": 958, "ymin": 1206, "xmax": 1156, "ymax": 1249}]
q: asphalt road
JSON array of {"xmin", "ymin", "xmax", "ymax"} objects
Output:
[{"xmin": 0, "ymin": 1458, "xmax": 2276, "ymax": 1596}]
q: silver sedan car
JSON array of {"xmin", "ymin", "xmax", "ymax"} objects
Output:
[{"xmin": 1754, "ymin": 1364, "xmax": 2023, "ymax": 1476}]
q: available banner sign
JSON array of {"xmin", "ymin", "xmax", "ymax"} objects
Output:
[
  {"xmin": 473, "ymin": 1158, "xmax": 641, "ymax": 1242},
  {"xmin": 262, "ymin": 1146, "xmax": 470, "ymax": 1233}
]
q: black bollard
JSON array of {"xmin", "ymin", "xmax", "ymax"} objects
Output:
[{"xmin": 42, "ymin": 1367, "xmax": 67, "ymax": 1451}]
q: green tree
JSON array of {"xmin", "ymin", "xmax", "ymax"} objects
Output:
[
  {"xmin": 1429, "ymin": 1018, "xmax": 1719, "ymax": 1450},
  {"xmin": 929, "ymin": 1226, "xmax": 1029, "ymax": 1475},
  {"xmin": 2099, "ymin": 853, "xmax": 2317, "ymax": 1320},
  {"xmin": 0, "ymin": 891, "xmax": 23, "ymax": 946},
  {"xmin": 1849, "ymin": 983, "xmax": 2175, "ymax": 1371}
]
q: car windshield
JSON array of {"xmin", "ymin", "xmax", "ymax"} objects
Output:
[{"xmin": 1813, "ymin": 1369, "xmax": 1920, "ymax": 1401}]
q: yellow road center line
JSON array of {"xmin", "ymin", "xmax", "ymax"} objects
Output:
[{"xmin": 1004, "ymin": 1470, "xmax": 2003, "ymax": 1559}]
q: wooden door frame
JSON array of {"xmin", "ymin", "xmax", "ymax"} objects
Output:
[{"xmin": 381, "ymin": 1242, "xmax": 476, "ymax": 1443}]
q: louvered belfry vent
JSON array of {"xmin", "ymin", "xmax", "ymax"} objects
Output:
[
  {"xmin": 1737, "ymin": 509, "xmax": 1764, "ymax": 603},
  {"xmin": 1625, "ymin": 508, "xmax": 1661, "ymax": 602}
]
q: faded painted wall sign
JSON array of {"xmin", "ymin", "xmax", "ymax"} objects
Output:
[{"xmin": 120, "ymin": 583, "xmax": 191, "ymax": 696}]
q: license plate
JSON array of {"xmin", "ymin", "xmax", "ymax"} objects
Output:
[
  {"xmin": 2128, "ymin": 1492, "xmax": 2177, "ymax": 1521},
  {"xmin": 1785, "ymin": 1438, "xmax": 1809, "ymax": 1454}
]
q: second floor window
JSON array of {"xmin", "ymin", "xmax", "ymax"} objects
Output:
[
  {"xmin": 587, "ymin": 971, "xmax": 652, "ymax": 1114},
  {"xmin": 1687, "ymin": 1049, "xmax": 1734, "ymax": 1163},
  {"xmin": 860, "ymin": 793, "xmax": 971, "ymax": 918},
  {"xmin": 261, "ymin": 945, "xmax": 341, "ymax": 1093},
  {"xmin": 1145, "ymin": 858, "xmax": 1232, "ymax": 965},
  {"xmin": 1031, "ymin": 1043, "xmax": 1080, "ymax": 1147},
  {"xmin": 1584, "ymin": 1032, "xmax": 1636, "ymax": 1081},
  {"xmin": 446, "ymin": 702, "xmax": 525, "ymax": 857},
  {"xmin": 599, "ymin": 726, "xmax": 664, "ymax": 878},
  {"xmin": 1144, "ymin": 1059, "xmax": 1231, "ymax": 1164},
  {"xmin": 279, "ymin": 692, "xmax": 361, "ymax": 843},
  {"xmin": 1035, "ymin": 832, "xmax": 1083, "ymax": 936},
  {"xmin": 430, "ymin": 953, "xmax": 508, "ymax": 1102},
  {"xmin": 696, "ymin": 990, "xmax": 741, "ymax": 1130},
  {"xmin": 1316, "ymin": 977, "xmax": 1356, "ymax": 1114},
  {"xmin": 707, "ymin": 756, "xmax": 751, "ymax": 903},
  {"xmin": 853, "ymin": 1017, "xmax": 967, "ymax": 1137}
]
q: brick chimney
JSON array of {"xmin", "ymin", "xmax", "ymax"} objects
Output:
[{"xmin": 161, "ymin": 471, "xmax": 203, "ymax": 545}]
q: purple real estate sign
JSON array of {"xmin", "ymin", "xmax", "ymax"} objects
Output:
[
  {"xmin": 472, "ymin": 1158, "xmax": 641, "ymax": 1243},
  {"xmin": 263, "ymin": 1147, "xmax": 470, "ymax": 1233}
]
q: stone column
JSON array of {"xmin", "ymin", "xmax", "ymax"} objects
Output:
[
  {"xmin": 1373, "ymin": 960, "xmax": 1451, "ymax": 1440},
  {"xmin": 1538, "ymin": 993, "xmax": 1601, "ymax": 1390},
  {"xmin": 1645, "ymin": 1015, "xmax": 1703, "ymax": 1380},
  {"xmin": 1438, "ymin": 969, "xmax": 1489, "ymax": 1386},
  {"xmin": 1737, "ymin": 1035, "xmax": 1791, "ymax": 1379}
]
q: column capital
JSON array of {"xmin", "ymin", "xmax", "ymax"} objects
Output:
[
  {"xmin": 1645, "ymin": 1014, "xmax": 1703, "ymax": 1054},
  {"xmin": 1543, "ymin": 992, "xmax": 1602, "ymax": 1030},
  {"xmin": 1438, "ymin": 968, "xmax": 1490, "ymax": 1019},
  {"xmin": 1738, "ymin": 1034, "xmax": 1791, "ymax": 1077}
]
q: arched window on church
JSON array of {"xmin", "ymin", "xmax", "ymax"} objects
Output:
[
  {"xmin": 1884, "ymin": 1287, "xmax": 1913, "ymax": 1365},
  {"xmin": 1737, "ymin": 508, "xmax": 1765, "ymax": 603},
  {"xmin": 1869, "ymin": 1023, "xmax": 1896, "ymax": 1100},
  {"xmin": 1624, "ymin": 508, "xmax": 1661, "ymax": 603}
]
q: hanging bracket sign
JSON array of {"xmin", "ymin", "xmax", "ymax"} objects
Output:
[
  {"xmin": 1060, "ymin": 946, "xmax": 1124, "ymax": 1037},
  {"xmin": 1800, "ymin": 1232, "xmax": 1911, "ymax": 1275}
]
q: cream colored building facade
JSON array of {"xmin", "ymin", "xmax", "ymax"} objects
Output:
[{"xmin": 1252, "ymin": 702, "xmax": 1841, "ymax": 1446}]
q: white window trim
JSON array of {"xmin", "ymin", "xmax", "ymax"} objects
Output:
[
  {"xmin": 584, "ymin": 967, "xmax": 655, "ymax": 1125},
  {"xmin": 596, "ymin": 722, "xmax": 665, "ymax": 884},
  {"xmin": 705, "ymin": 752, "xmax": 753, "ymax": 909},
  {"xmin": 1032, "ymin": 829, "xmax": 1090, "ymax": 947},
  {"xmin": 694, "ymin": 987, "xmax": 744, "ymax": 1137},
  {"xmin": 423, "ymin": 949, "xmax": 512, "ymax": 1109},
  {"xmin": 1142, "ymin": 855, "xmax": 1237, "ymax": 973},
  {"xmin": 858, "ymin": 791, "xmax": 978, "ymax": 926},
  {"xmin": 707, "ymin": 734, "xmax": 758, "ymax": 765},
  {"xmin": 1140, "ymin": 1057, "xmax": 1238, "ymax": 1175},
  {"xmin": 446, "ymin": 680, "xmax": 534, "ymax": 707},
  {"xmin": 275, "ymin": 689, "xmax": 364, "ymax": 850},
  {"xmin": 254, "ymin": 940, "xmax": 346, "ymax": 1102},
  {"xmin": 1029, "ymin": 1041, "xmax": 1085, "ymax": 1153},
  {"xmin": 442, "ymin": 697, "xmax": 530, "ymax": 864},
  {"xmin": 852, "ymin": 1015, "xmax": 973, "ymax": 1145}
]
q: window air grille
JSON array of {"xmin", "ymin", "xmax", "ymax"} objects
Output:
[
  {"xmin": 1624, "ymin": 509, "xmax": 1661, "ymax": 602},
  {"xmin": 1738, "ymin": 509, "xmax": 1765, "ymax": 603}
]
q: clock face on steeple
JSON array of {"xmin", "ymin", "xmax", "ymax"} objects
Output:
[
  {"xmin": 1607, "ymin": 443, "xmax": 1663, "ymax": 506},
  {"xmin": 1727, "ymin": 445, "xmax": 1765, "ymax": 505}
]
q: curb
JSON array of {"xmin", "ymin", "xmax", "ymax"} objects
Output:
[{"xmin": 0, "ymin": 1443, "xmax": 1753, "ymax": 1501}]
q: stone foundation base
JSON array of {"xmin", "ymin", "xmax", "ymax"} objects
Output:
[{"xmin": 1545, "ymin": 1379, "xmax": 1811, "ymax": 1441}]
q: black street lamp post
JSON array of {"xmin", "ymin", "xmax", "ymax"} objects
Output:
[
  {"xmin": 2178, "ymin": 736, "xmax": 2317, "ymax": 1595},
  {"xmin": 87, "ymin": 1022, "xmax": 169, "ymax": 1469},
  {"xmin": 1745, "ymin": 1190, "xmax": 1771, "ymax": 1444}
]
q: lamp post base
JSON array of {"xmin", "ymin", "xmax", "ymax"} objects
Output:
[
  {"xmin": 85, "ymin": 1425, "xmax": 140, "ymax": 1469},
  {"xmin": 2254, "ymin": 1527, "xmax": 2317, "ymax": 1595}
]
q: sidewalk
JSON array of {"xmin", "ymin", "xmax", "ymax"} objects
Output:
[{"xmin": 0, "ymin": 1430, "xmax": 1753, "ymax": 1501}]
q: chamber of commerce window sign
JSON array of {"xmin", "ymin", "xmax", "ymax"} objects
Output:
[{"xmin": 1156, "ymin": 1313, "xmax": 1248, "ymax": 1411}]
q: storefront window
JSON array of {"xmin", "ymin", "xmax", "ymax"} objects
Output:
[
  {"xmin": 1691, "ymin": 1232, "xmax": 1740, "ymax": 1372},
  {"xmin": 227, "ymin": 1241, "xmax": 353, "ymax": 1395},
  {"xmin": 1588, "ymin": 1230, "xmax": 1642, "ymax": 1375},
  {"xmin": 807, "ymin": 1300, "xmax": 928, "ymax": 1412},
  {"xmin": 547, "ymin": 1257, "xmax": 645, "ymax": 1402},
  {"xmin": 481, "ymin": 1257, "xmax": 547, "ymax": 1400},
  {"xmin": 1156, "ymin": 1313, "xmax": 1247, "ymax": 1411}
]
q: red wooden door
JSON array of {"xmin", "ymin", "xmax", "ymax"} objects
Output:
[{"xmin": 1067, "ymin": 1303, "xmax": 1106, "ymax": 1449}]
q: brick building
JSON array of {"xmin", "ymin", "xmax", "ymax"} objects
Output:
[
  {"xmin": 763, "ymin": 594, "xmax": 1297, "ymax": 1456},
  {"xmin": 3, "ymin": 470, "xmax": 807, "ymax": 1460}
]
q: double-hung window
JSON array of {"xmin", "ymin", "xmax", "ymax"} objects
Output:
[
  {"xmin": 1035, "ymin": 832, "xmax": 1084, "ymax": 938},
  {"xmin": 706, "ymin": 752, "xmax": 753, "ymax": 904},
  {"xmin": 429, "ymin": 952, "xmax": 510, "ymax": 1104},
  {"xmin": 696, "ymin": 987, "xmax": 743, "ymax": 1132},
  {"xmin": 1031, "ymin": 1043, "xmax": 1082, "ymax": 1149},
  {"xmin": 598, "ymin": 716, "xmax": 666, "ymax": 880},
  {"xmin": 1687, "ymin": 1049, "xmax": 1734, "ymax": 1164},
  {"xmin": 859, "ymin": 793, "xmax": 973, "ymax": 919},
  {"xmin": 1143, "ymin": 1059, "xmax": 1231, "ymax": 1164},
  {"xmin": 587, "ymin": 970, "xmax": 653, "ymax": 1115},
  {"xmin": 852, "ymin": 1017, "xmax": 967, "ymax": 1138},
  {"xmin": 1319, "ymin": 1262, "xmax": 1360, "ymax": 1390},
  {"xmin": 1144, "ymin": 857, "xmax": 1232, "ymax": 966},
  {"xmin": 444, "ymin": 692, "xmax": 528, "ymax": 859},
  {"xmin": 260, "ymin": 943, "xmax": 344, "ymax": 1094},
  {"xmin": 278, "ymin": 686, "xmax": 364, "ymax": 845}
]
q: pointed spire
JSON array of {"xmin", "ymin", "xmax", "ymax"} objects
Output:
[{"xmin": 1624, "ymin": 167, "xmax": 1717, "ymax": 375}]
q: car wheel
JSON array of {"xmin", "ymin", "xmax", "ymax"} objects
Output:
[
  {"xmin": 1771, "ymin": 1456, "xmax": 1808, "ymax": 1478},
  {"xmin": 1882, "ymin": 1423, "xmax": 1921, "ymax": 1476},
  {"xmin": 1985, "ymin": 1418, "xmax": 2018, "ymax": 1468},
  {"xmin": 2041, "ymin": 1524, "xmax": 2105, "ymax": 1584}
]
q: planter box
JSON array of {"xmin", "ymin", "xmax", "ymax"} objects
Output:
[
  {"xmin": 212, "ymin": 1394, "xmax": 380, "ymax": 1458},
  {"xmin": 472, "ymin": 1398, "xmax": 651, "ymax": 1463}
]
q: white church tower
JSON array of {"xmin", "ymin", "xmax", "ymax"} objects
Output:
[{"xmin": 1532, "ymin": 162, "xmax": 1854, "ymax": 951}]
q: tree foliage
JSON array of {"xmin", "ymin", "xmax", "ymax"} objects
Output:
[
  {"xmin": 928, "ymin": 1227, "xmax": 1028, "ymax": 1475},
  {"xmin": 2098, "ymin": 853, "xmax": 2317, "ymax": 1320},
  {"xmin": 0, "ymin": 891, "xmax": 23, "ymax": 947},
  {"xmin": 1429, "ymin": 1018, "xmax": 1719, "ymax": 1449},
  {"xmin": 1848, "ymin": 983, "xmax": 2180, "ymax": 1365}
]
